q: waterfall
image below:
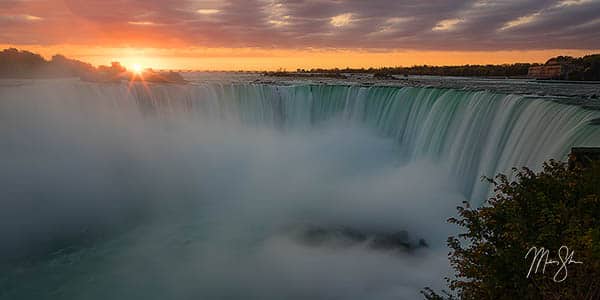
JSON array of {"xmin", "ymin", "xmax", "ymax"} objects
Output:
[
  {"xmin": 2, "ymin": 79, "xmax": 599, "ymax": 204},
  {"xmin": 2, "ymin": 78, "xmax": 600, "ymax": 299}
]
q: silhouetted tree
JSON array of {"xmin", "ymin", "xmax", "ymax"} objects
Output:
[{"xmin": 0, "ymin": 48, "xmax": 95, "ymax": 78}]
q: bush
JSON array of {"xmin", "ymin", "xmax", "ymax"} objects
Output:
[{"xmin": 424, "ymin": 160, "xmax": 600, "ymax": 299}]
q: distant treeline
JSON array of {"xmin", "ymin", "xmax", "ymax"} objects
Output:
[
  {"xmin": 0, "ymin": 48, "xmax": 186, "ymax": 83},
  {"xmin": 548, "ymin": 54, "xmax": 600, "ymax": 81},
  {"xmin": 267, "ymin": 53, "xmax": 600, "ymax": 80},
  {"xmin": 3, "ymin": 48, "xmax": 599, "ymax": 81},
  {"xmin": 289, "ymin": 63, "xmax": 535, "ymax": 78},
  {"xmin": 0, "ymin": 48, "xmax": 98, "ymax": 78}
]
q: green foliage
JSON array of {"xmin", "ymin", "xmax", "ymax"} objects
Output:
[
  {"xmin": 425, "ymin": 160, "xmax": 600, "ymax": 299},
  {"xmin": 546, "ymin": 54, "xmax": 600, "ymax": 81}
]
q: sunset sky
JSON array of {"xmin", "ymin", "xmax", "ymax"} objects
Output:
[{"xmin": 1, "ymin": 0, "xmax": 599, "ymax": 70}]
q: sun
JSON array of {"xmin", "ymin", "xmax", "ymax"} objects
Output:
[{"xmin": 132, "ymin": 64, "xmax": 143, "ymax": 74}]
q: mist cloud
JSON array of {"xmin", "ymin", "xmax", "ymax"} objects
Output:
[{"xmin": 0, "ymin": 81, "xmax": 464, "ymax": 299}]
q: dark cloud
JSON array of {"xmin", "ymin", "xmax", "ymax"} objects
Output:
[{"xmin": 0, "ymin": 0, "xmax": 599, "ymax": 50}]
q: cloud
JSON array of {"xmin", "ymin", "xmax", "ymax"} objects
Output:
[
  {"xmin": 556, "ymin": 0, "xmax": 594, "ymax": 7},
  {"xmin": 128, "ymin": 21, "xmax": 161, "ymax": 26},
  {"xmin": 196, "ymin": 8, "xmax": 220, "ymax": 15},
  {"xmin": 330, "ymin": 13, "xmax": 353, "ymax": 27},
  {"xmin": 0, "ymin": 0, "xmax": 599, "ymax": 50},
  {"xmin": 432, "ymin": 18, "xmax": 462, "ymax": 31},
  {"xmin": 0, "ymin": 14, "xmax": 43, "ymax": 23},
  {"xmin": 500, "ymin": 12, "xmax": 541, "ymax": 31}
]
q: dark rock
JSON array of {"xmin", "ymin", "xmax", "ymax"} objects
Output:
[
  {"xmin": 289, "ymin": 224, "xmax": 429, "ymax": 253},
  {"xmin": 569, "ymin": 147, "xmax": 600, "ymax": 169},
  {"xmin": 370, "ymin": 230, "xmax": 411, "ymax": 250}
]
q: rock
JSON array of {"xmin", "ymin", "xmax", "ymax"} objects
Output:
[{"xmin": 288, "ymin": 224, "xmax": 429, "ymax": 253}]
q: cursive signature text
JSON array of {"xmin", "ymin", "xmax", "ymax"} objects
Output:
[{"xmin": 525, "ymin": 246, "xmax": 583, "ymax": 282}]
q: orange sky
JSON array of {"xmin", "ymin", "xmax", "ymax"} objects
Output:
[
  {"xmin": 2, "ymin": 0, "xmax": 599, "ymax": 71},
  {"xmin": 2, "ymin": 44, "xmax": 598, "ymax": 71}
]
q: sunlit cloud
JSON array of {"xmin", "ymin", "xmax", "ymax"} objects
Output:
[
  {"xmin": 24, "ymin": 15, "xmax": 42, "ymax": 21},
  {"xmin": 197, "ymin": 9, "xmax": 220, "ymax": 15},
  {"xmin": 500, "ymin": 12, "xmax": 540, "ymax": 31},
  {"xmin": 0, "ymin": 14, "xmax": 43, "ymax": 22},
  {"xmin": 330, "ymin": 13, "xmax": 353, "ymax": 27},
  {"xmin": 265, "ymin": 2, "xmax": 290, "ymax": 27},
  {"xmin": 268, "ymin": 15, "xmax": 290, "ymax": 27},
  {"xmin": 128, "ymin": 21, "xmax": 160, "ymax": 26},
  {"xmin": 268, "ymin": 20, "xmax": 287, "ymax": 26},
  {"xmin": 432, "ymin": 18, "xmax": 462, "ymax": 31},
  {"xmin": 1, "ymin": 0, "xmax": 599, "ymax": 52},
  {"xmin": 556, "ymin": 0, "xmax": 593, "ymax": 7}
]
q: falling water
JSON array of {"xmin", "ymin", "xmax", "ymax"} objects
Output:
[{"xmin": 1, "ymin": 79, "xmax": 599, "ymax": 299}]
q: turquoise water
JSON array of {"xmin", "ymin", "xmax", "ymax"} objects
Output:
[{"xmin": 127, "ymin": 82, "xmax": 600, "ymax": 200}]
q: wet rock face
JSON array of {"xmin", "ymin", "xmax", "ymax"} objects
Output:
[{"xmin": 288, "ymin": 225, "xmax": 429, "ymax": 253}]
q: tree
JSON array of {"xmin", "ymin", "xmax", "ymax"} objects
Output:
[
  {"xmin": 0, "ymin": 48, "xmax": 46, "ymax": 77},
  {"xmin": 0, "ymin": 48, "xmax": 95, "ymax": 78},
  {"xmin": 424, "ymin": 160, "xmax": 600, "ymax": 299}
]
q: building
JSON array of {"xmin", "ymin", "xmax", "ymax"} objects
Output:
[{"xmin": 528, "ymin": 64, "xmax": 563, "ymax": 79}]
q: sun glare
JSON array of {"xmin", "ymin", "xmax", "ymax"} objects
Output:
[{"xmin": 132, "ymin": 64, "xmax": 143, "ymax": 74}]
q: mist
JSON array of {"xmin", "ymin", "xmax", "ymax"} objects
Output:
[
  {"xmin": 0, "ymin": 80, "xmax": 473, "ymax": 299},
  {"xmin": 3, "ymin": 79, "xmax": 597, "ymax": 299}
]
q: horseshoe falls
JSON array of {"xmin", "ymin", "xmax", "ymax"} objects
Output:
[{"xmin": 1, "ymin": 79, "xmax": 599, "ymax": 300}]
